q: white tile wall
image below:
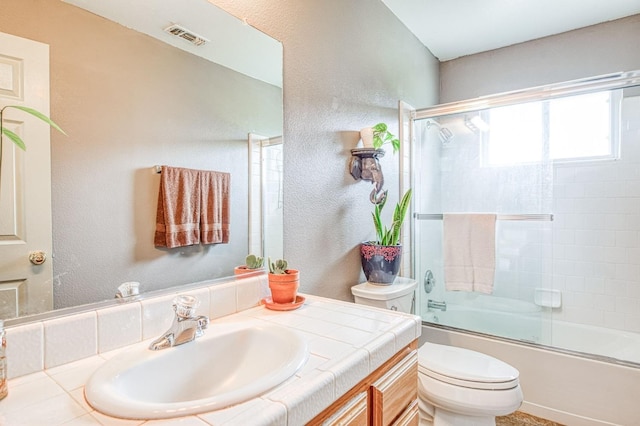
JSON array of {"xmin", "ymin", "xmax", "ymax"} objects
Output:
[
  {"xmin": 141, "ymin": 294, "xmax": 176, "ymax": 341},
  {"xmin": 97, "ymin": 304, "xmax": 142, "ymax": 353},
  {"xmin": 209, "ymin": 281, "xmax": 237, "ymax": 319},
  {"xmin": 44, "ymin": 311, "xmax": 98, "ymax": 369},
  {"xmin": 5, "ymin": 321, "xmax": 43, "ymax": 378},
  {"xmin": 549, "ymin": 96, "xmax": 640, "ymax": 330}
]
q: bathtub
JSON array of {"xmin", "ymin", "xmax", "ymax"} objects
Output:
[
  {"xmin": 424, "ymin": 304, "xmax": 640, "ymax": 364},
  {"xmin": 422, "ymin": 303, "xmax": 640, "ymax": 425}
]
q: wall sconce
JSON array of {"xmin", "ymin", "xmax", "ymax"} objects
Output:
[{"xmin": 349, "ymin": 147, "xmax": 387, "ymax": 204}]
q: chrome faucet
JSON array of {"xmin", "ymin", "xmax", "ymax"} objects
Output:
[
  {"xmin": 427, "ymin": 299, "xmax": 447, "ymax": 311},
  {"xmin": 149, "ymin": 295, "xmax": 210, "ymax": 351}
]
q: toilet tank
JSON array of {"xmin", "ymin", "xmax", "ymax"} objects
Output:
[{"xmin": 351, "ymin": 277, "xmax": 417, "ymax": 313}]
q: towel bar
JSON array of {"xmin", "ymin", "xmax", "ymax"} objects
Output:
[{"xmin": 414, "ymin": 213, "xmax": 553, "ymax": 221}]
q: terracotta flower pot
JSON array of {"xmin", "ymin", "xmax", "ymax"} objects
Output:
[
  {"xmin": 268, "ymin": 269, "xmax": 300, "ymax": 304},
  {"xmin": 234, "ymin": 265, "xmax": 265, "ymax": 279}
]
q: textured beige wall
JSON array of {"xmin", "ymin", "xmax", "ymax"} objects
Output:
[
  {"xmin": 1, "ymin": 0, "xmax": 283, "ymax": 308},
  {"xmin": 210, "ymin": 0, "xmax": 440, "ymax": 301},
  {"xmin": 440, "ymin": 14, "xmax": 640, "ymax": 102}
]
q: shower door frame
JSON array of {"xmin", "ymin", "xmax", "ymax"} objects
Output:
[{"xmin": 408, "ymin": 69, "xmax": 640, "ymax": 364}]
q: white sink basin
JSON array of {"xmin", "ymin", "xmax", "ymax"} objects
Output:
[{"xmin": 85, "ymin": 321, "xmax": 308, "ymax": 419}]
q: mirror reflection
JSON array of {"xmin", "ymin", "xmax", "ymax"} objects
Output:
[{"xmin": 0, "ymin": 0, "xmax": 283, "ymax": 319}]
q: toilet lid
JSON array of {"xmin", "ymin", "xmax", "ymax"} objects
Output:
[
  {"xmin": 418, "ymin": 342, "xmax": 519, "ymax": 390},
  {"xmin": 350, "ymin": 278, "xmax": 417, "ymax": 300}
]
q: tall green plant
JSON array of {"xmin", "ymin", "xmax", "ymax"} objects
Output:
[
  {"xmin": 0, "ymin": 105, "xmax": 65, "ymax": 151},
  {"xmin": 372, "ymin": 188, "xmax": 412, "ymax": 246}
]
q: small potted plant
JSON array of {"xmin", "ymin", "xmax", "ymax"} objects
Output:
[
  {"xmin": 268, "ymin": 258, "xmax": 300, "ymax": 304},
  {"xmin": 360, "ymin": 188, "xmax": 412, "ymax": 284},
  {"xmin": 234, "ymin": 254, "xmax": 265, "ymax": 277},
  {"xmin": 359, "ymin": 122, "xmax": 400, "ymax": 153}
]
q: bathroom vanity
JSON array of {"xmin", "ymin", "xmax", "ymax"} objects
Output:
[
  {"xmin": 2, "ymin": 275, "xmax": 421, "ymax": 425},
  {"xmin": 310, "ymin": 343, "xmax": 419, "ymax": 425}
]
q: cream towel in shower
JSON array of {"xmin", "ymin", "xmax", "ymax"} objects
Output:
[{"xmin": 443, "ymin": 213, "xmax": 496, "ymax": 294}]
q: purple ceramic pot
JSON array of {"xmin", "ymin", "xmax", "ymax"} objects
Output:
[{"xmin": 360, "ymin": 242, "xmax": 402, "ymax": 285}]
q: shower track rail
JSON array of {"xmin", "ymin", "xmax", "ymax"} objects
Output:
[{"xmin": 414, "ymin": 213, "xmax": 553, "ymax": 221}]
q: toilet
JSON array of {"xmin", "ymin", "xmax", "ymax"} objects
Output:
[
  {"xmin": 351, "ymin": 277, "xmax": 418, "ymax": 312},
  {"xmin": 351, "ymin": 280, "xmax": 523, "ymax": 426}
]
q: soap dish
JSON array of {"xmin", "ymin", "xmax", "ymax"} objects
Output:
[{"xmin": 262, "ymin": 295, "xmax": 305, "ymax": 311}]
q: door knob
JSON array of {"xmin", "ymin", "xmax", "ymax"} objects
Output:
[{"xmin": 29, "ymin": 250, "xmax": 47, "ymax": 265}]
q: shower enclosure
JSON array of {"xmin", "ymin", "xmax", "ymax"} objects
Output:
[{"xmin": 411, "ymin": 71, "xmax": 640, "ymax": 366}]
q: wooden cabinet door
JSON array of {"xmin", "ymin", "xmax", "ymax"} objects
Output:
[
  {"xmin": 370, "ymin": 350, "xmax": 418, "ymax": 426},
  {"xmin": 321, "ymin": 392, "xmax": 367, "ymax": 426}
]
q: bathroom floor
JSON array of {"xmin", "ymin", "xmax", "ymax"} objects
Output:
[{"xmin": 496, "ymin": 411, "xmax": 564, "ymax": 426}]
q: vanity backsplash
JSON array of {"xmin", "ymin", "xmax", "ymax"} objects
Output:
[{"xmin": 5, "ymin": 274, "xmax": 269, "ymax": 379}]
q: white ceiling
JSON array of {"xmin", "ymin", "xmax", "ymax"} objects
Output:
[
  {"xmin": 62, "ymin": 0, "xmax": 282, "ymax": 87},
  {"xmin": 382, "ymin": 0, "xmax": 640, "ymax": 61}
]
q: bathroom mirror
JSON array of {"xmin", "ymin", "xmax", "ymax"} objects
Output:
[{"xmin": 0, "ymin": 0, "xmax": 283, "ymax": 319}]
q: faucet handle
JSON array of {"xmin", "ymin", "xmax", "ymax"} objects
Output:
[{"xmin": 174, "ymin": 295, "xmax": 199, "ymax": 318}]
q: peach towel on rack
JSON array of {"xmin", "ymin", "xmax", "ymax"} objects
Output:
[
  {"xmin": 443, "ymin": 213, "xmax": 496, "ymax": 294},
  {"xmin": 200, "ymin": 171, "xmax": 230, "ymax": 244},
  {"xmin": 155, "ymin": 166, "xmax": 201, "ymax": 248}
]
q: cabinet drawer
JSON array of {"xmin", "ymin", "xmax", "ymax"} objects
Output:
[
  {"xmin": 370, "ymin": 350, "xmax": 418, "ymax": 426},
  {"xmin": 322, "ymin": 392, "xmax": 368, "ymax": 426}
]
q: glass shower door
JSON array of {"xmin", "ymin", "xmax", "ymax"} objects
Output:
[{"xmin": 413, "ymin": 106, "xmax": 554, "ymax": 344}]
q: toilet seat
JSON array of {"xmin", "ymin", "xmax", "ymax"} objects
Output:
[{"xmin": 418, "ymin": 342, "xmax": 519, "ymax": 390}]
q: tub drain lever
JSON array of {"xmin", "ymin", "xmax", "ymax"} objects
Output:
[{"xmin": 427, "ymin": 299, "xmax": 447, "ymax": 311}]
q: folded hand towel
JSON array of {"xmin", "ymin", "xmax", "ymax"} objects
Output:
[
  {"xmin": 200, "ymin": 171, "xmax": 230, "ymax": 244},
  {"xmin": 443, "ymin": 213, "xmax": 496, "ymax": 294},
  {"xmin": 155, "ymin": 166, "xmax": 201, "ymax": 248}
]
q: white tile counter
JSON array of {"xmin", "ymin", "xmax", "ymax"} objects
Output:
[{"xmin": 0, "ymin": 292, "xmax": 420, "ymax": 425}]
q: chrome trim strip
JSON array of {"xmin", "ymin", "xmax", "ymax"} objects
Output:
[{"xmin": 414, "ymin": 213, "xmax": 553, "ymax": 221}]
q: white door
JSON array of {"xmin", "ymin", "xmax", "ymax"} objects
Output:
[{"xmin": 0, "ymin": 31, "xmax": 53, "ymax": 319}]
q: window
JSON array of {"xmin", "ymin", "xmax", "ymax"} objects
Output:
[{"xmin": 482, "ymin": 89, "xmax": 621, "ymax": 166}]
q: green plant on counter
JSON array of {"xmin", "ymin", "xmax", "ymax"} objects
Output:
[
  {"xmin": 268, "ymin": 258, "xmax": 288, "ymax": 274},
  {"xmin": 245, "ymin": 254, "xmax": 264, "ymax": 269}
]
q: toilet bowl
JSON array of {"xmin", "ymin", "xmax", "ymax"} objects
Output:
[
  {"xmin": 350, "ymin": 282, "xmax": 523, "ymax": 426},
  {"xmin": 417, "ymin": 342, "xmax": 522, "ymax": 425}
]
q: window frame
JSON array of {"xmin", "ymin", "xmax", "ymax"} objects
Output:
[{"xmin": 479, "ymin": 89, "xmax": 622, "ymax": 167}]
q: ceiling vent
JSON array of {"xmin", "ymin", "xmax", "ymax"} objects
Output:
[{"xmin": 164, "ymin": 24, "xmax": 209, "ymax": 47}]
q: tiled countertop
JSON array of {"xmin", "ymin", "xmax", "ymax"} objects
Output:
[{"xmin": 1, "ymin": 295, "xmax": 421, "ymax": 425}]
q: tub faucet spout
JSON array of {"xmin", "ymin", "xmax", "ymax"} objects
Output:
[
  {"xmin": 427, "ymin": 299, "xmax": 447, "ymax": 311},
  {"xmin": 149, "ymin": 295, "xmax": 209, "ymax": 351}
]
